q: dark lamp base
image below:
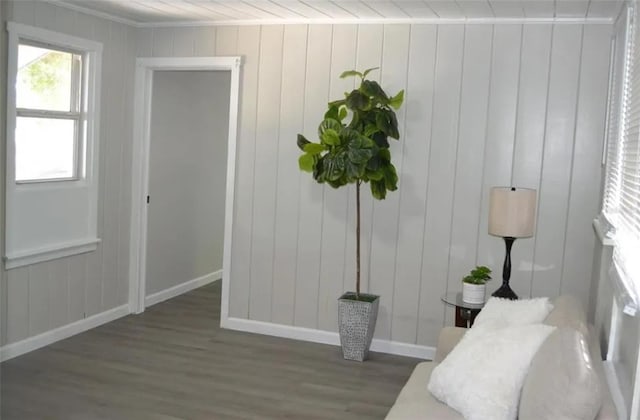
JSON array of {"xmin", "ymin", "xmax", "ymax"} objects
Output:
[{"xmin": 491, "ymin": 284, "xmax": 518, "ymax": 300}]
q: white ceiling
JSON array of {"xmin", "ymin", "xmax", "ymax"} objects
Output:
[{"xmin": 52, "ymin": 0, "xmax": 626, "ymax": 26}]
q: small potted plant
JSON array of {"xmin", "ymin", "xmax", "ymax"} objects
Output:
[{"xmin": 462, "ymin": 266, "xmax": 492, "ymax": 304}]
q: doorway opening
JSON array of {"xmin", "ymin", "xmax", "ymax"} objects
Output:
[{"xmin": 129, "ymin": 57, "xmax": 241, "ymax": 323}]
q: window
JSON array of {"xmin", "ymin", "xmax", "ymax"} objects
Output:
[
  {"xmin": 16, "ymin": 42, "xmax": 83, "ymax": 182},
  {"xmin": 602, "ymin": 6, "xmax": 640, "ymax": 317},
  {"xmin": 5, "ymin": 23, "xmax": 102, "ymax": 269}
]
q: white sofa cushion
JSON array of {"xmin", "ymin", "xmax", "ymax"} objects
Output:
[
  {"xmin": 472, "ymin": 297, "xmax": 554, "ymax": 332},
  {"xmin": 519, "ymin": 327, "xmax": 603, "ymax": 420},
  {"xmin": 544, "ymin": 295, "xmax": 589, "ymax": 335},
  {"xmin": 428, "ymin": 324, "xmax": 556, "ymax": 420},
  {"xmin": 386, "ymin": 362, "xmax": 463, "ymax": 420}
]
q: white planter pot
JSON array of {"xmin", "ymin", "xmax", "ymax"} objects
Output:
[{"xmin": 462, "ymin": 283, "xmax": 486, "ymax": 304}]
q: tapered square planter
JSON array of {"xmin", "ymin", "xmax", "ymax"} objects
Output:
[{"xmin": 337, "ymin": 292, "xmax": 380, "ymax": 362}]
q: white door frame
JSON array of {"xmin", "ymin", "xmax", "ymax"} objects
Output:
[{"xmin": 129, "ymin": 56, "xmax": 242, "ymax": 320}]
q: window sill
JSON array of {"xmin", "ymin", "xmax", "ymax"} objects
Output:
[
  {"xmin": 4, "ymin": 238, "xmax": 101, "ymax": 270},
  {"xmin": 593, "ymin": 216, "xmax": 615, "ymax": 246}
]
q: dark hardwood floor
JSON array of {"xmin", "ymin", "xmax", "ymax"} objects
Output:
[{"xmin": 1, "ymin": 281, "xmax": 420, "ymax": 419}]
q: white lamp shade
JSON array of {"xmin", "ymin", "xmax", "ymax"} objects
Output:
[{"xmin": 488, "ymin": 187, "xmax": 537, "ymax": 238}]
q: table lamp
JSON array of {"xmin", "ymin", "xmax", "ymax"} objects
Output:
[{"xmin": 488, "ymin": 187, "xmax": 537, "ymax": 300}]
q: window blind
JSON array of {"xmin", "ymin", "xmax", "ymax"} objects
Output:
[
  {"xmin": 604, "ymin": 6, "xmax": 640, "ymax": 316},
  {"xmin": 603, "ymin": 12, "xmax": 629, "ymax": 220}
]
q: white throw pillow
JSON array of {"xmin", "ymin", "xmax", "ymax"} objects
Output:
[
  {"xmin": 428, "ymin": 324, "xmax": 556, "ymax": 420},
  {"xmin": 471, "ymin": 297, "xmax": 554, "ymax": 332}
]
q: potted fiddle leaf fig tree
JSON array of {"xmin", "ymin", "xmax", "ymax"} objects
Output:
[{"xmin": 297, "ymin": 67, "xmax": 404, "ymax": 361}]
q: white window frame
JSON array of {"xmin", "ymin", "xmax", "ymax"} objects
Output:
[
  {"xmin": 15, "ymin": 39, "xmax": 84, "ymax": 183},
  {"xmin": 5, "ymin": 22, "xmax": 102, "ymax": 269},
  {"xmin": 600, "ymin": 5, "xmax": 640, "ymax": 317}
]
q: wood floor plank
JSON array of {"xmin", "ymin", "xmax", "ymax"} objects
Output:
[{"xmin": 1, "ymin": 281, "xmax": 419, "ymax": 419}]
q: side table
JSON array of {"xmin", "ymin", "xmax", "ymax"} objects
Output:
[{"xmin": 441, "ymin": 292, "xmax": 485, "ymax": 328}]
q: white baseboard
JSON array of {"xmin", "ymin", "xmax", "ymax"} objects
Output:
[
  {"xmin": 145, "ymin": 270, "xmax": 222, "ymax": 308},
  {"xmin": 222, "ymin": 316, "xmax": 436, "ymax": 360},
  {"xmin": 0, "ymin": 304, "xmax": 130, "ymax": 362},
  {"xmin": 603, "ymin": 360, "xmax": 629, "ymax": 420}
]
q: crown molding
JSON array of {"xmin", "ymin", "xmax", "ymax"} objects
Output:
[
  {"xmin": 45, "ymin": 0, "xmax": 614, "ymax": 28},
  {"xmin": 139, "ymin": 17, "xmax": 614, "ymax": 27},
  {"xmin": 45, "ymin": 0, "xmax": 141, "ymax": 27}
]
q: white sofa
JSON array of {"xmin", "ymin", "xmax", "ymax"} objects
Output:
[{"xmin": 386, "ymin": 296, "xmax": 618, "ymax": 420}]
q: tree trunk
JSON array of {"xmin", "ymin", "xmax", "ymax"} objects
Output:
[{"xmin": 356, "ymin": 181, "xmax": 361, "ymax": 299}]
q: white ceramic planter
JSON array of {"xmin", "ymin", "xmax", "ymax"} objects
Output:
[{"xmin": 462, "ymin": 282, "xmax": 486, "ymax": 304}]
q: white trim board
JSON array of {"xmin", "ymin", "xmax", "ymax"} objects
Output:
[
  {"xmin": 129, "ymin": 57, "xmax": 241, "ymax": 317},
  {"xmin": 0, "ymin": 304, "xmax": 130, "ymax": 362},
  {"xmin": 603, "ymin": 360, "xmax": 629, "ymax": 420},
  {"xmin": 4, "ymin": 238, "xmax": 101, "ymax": 269},
  {"xmin": 221, "ymin": 317, "xmax": 436, "ymax": 360},
  {"xmin": 145, "ymin": 271, "xmax": 222, "ymax": 308}
]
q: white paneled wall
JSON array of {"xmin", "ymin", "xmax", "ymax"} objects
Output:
[
  {"xmin": 1, "ymin": 1, "xmax": 136, "ymax": 346},
  {"xmin": 137, "ymin": 22, "xmax": 611, "ymax": 347},
  {"xmin": 0, "ymin": 0, "xmax": 7, "ymax": 346},
  {"xmin": 0, "ymin": 10, "xmax": 612, "ymax": 352}
]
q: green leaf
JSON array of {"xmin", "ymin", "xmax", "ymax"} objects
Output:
[
  {"xmin": 383, "ymin": 164, "xmax": 398, "ymax": 191},
  {"xmin": 360, "ymin": 80, "xmax": 388, "ymax": 102},
  {"xmin": 362, "ymin": 67, "xmax": 379, "ymax": 78},
  {"xmin": 346, "ymin": 90, "xmax": 370, "ymax": 110},
  {"xmin": 347, "ymin": 147, "xmax": 372, "ymax": 164},
  {"xmin": 345, "ymin": 160, "xmax": 363, "ymax": 180},
  {"xmin": 375, "ymin": 111, "xmax": 390, "ymax": 135},
  {"xmin": 341, "ymin": 128, "xmax": 360, "ymax": 145},
  {"xmin": 370, "ymin": 179, "xmax": 387, "ymax": 200},
  {"xmin": 331, "ymin": 155, "xmax": 346, "ymax": 180},
  {"xmin": 299, "ymin": 153, "xmax": 315, "ymax": 172},
  {"xmin": 364, "ymin": 123, "xmax": 379, "ymax": 138},
  {"xmin": 338, "ymin": 106, "xmax": 348, "ymax": 121},
  {"xmin": 303, "ymin": 143, "xmax": 326, "ymax": 154},
  {"xmin": 379, "ymin": 149, "xmax": 391, "ymax": 162},
  {"xmin": 372, "ymin": 131, "xmax": 389, "ymax": 148},
  {"xmin": 342, "ymin": 128, "xmax": 371, "ymax": 149},
  {"xmin": 318, "ymin": 118, "xmax": 343, "ymax": 138},
  {"xmin": 366, "ymin": 168, "xmax": 384, "ymax": 181},
  {"xmin": 328, "ymin": 179, "xmax": 344, "ymax": 188},
  {"xmin": 340, "ymin": 69, "xmax": 363, "ymax": 79},
  {"xmin": 321, "ymin": 129, "xmax": 341, "ymax": 146},
  {"xmin": 375, "ymin": 109, "xmax": 400, "ymax": 138},
  {"xmin": 296, "ymin": 134, "xmax": 310, "ymax": 151},
  {"xmin": 324, "ymin": 104, "xmax": 340, "ymax": 121},
  {"xmin": 313, "ymin": 156, "xmax": 325, "ymax": 181},
  {"xmin": 323, "ymin": 154, "xmax": 346, "ymax": 181},
  {"xmin": 389, "ymin": 90, "xmax": 404, "ymax": 110},
  {"xmin": 388, "ymin": 111, "xmax": 400, "ymax": 139},
  {"xmin": 367, "ymin": 154, "xmax": 382, "ymax": 172}
]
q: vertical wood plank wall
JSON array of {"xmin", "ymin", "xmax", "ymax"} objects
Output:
[
  {"xmin": 137, "ymin": 22, "xmax": 612, "ymax": 347},
  {"xmin": 0, "ymin": 3, "xmax": 613, "ymax": 351},
  {"xmin": 0, "ymin": 1, "xmax": 136, "ymax": 346},
  {"xmin": 0, "ymin": 0, "xmax": 7, "ymax": 347}
]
